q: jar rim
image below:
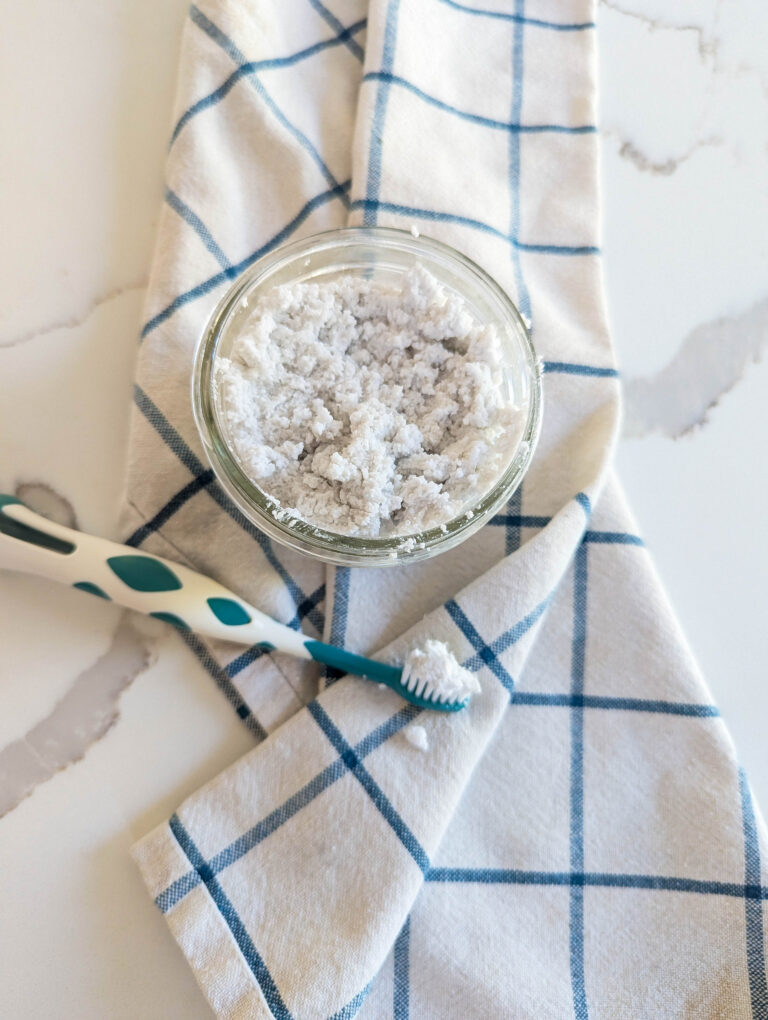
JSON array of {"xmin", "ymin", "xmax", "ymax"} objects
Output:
[{"xmin": 191, "ymin": 226, "xmax": 543, "ymax": 567}]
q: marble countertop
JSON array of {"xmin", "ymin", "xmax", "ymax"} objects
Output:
[{"xmin": 1, "ymin": 1, "xmax": 766, "ymax": 1015}]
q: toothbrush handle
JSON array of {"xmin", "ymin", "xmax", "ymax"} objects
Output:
[
  {"xmin": 0, "ymin": 496, "xmax": 469, "ymax": 712},
  {"xmin": 0, "ymin": 495, "xmax": 309, "ymax": 656}
]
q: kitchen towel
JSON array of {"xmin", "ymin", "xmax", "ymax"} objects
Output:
[{"xmin": 123, "ymin": 1, "xmax": 768, "ymax": 1017}]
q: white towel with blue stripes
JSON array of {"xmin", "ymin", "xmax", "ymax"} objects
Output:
[{"xmin": 124, "ymin": 1, "xmax": 768, "ymax": 1017}]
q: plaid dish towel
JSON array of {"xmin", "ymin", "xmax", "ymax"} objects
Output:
[{"xmin": 123, "ymin": 1, "xmax": 768, "ymax": 1017}]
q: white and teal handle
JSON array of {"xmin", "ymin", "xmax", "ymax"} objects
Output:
[{"xmin": 0, "ymin": 495, "xmax": 466, "ymax": 712}]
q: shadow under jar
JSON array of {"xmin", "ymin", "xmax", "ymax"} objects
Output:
[{"xmin": 192, "ymin": 227, "xmax": 542, "ymax": 567}]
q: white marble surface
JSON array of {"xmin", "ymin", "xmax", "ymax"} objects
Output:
[{"xmin": 0, "ymin": 1, "xmax": 766, "ymax": 1015}]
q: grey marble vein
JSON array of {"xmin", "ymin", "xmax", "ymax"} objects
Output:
[
  {"xmin": 598, "ymin": 0, "xmax": 716, "ymax": 60},
  {"xmin": 0, "ymin": 281, "xmax": 146, "ymax": 349},
  {"xmin": 0, "ymin": 616, "xmax": 151, "ymax": 819},
  {"xmin": 623, "ymin": 298, "xmax": 768, "ymax": 438},
  {"xmin": 611, "ymin": 135, "xmax": 721, "ymax": 176}
]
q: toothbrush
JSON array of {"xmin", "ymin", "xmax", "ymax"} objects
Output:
[{"xmin": 0, "ymin": 495, "xmax": 469, "ymax": 712}]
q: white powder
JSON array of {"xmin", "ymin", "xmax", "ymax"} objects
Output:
[
  {"xmin": 401, "ymin": 639, "xmax": 481, "ymax": 702},
  {"xmin": 216, "ymin": 264, "xmax": 520, "ymax": 537},
  {"xmin": 404, "ymin": 724, "xmax": 429, "ymax": 751}
]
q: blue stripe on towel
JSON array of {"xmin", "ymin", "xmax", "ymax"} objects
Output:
[
  {"xmin": 393, "ymin": 915, "xmax": 411, "ymax": 1019},
  {"xmin": 189, "ymin": 5, "xmax": 348, "ymax": 204},
  {"xmin": 446, "ymin": 599, "xmax": 516, "ymax": 691},
  {"xmin": 328, "ymin": 982, "xmax": 373, "ymax": 1019},
  {"xmin": 349, "ymin": 199, "xmax": 599, "ymax": 254},
  {"xmin": 180, "ymin": 632, "xmax": 267, "ymax": 740},
  {"xmin": 141, "ymin": 180, "xmax": 350, "ymax": 338},
  {"xmin": 156, "ymin": 705, "xmax": 421, "ymax": 913},
  {"xmin": 169, "ymin": 813, "xmax": 293, "ymax": 1020},
  {"xmin": 125, "ymin": 469, "xmax": 215, "ymax": 548},
  {"xmin": 164, "ymin": 189, "xmax": 231, "ymax": 268},
  {"xmin": 575, "ymin": 492, "xmax": 592, "ymax": 518},
  {"xmin": 307, "ymin": 0, "xmax": 365, "ymax": 61},
  {"xmin": 363, "ymin": 0, "xmax": 402, "ymax": 225},
  {"xmin": 490, "ymin": 511, "xmax": 551, "ymax": 530},
  {"xmin": 504, "ymin": 487, "xmax": 523, "ymax": 556},
  {"xmin": 363, "ymin": 72, "xmax": 596, "ymax": 136},
  {"xmin": 426, "ymin": 869, "xmax": 768, "ymax": 898},
  {"xmin": 512, "ymin": 693, "xmax": 718, "ymax": 717},
  {"xmin": 224, "ymin": 584, "xmax": 327, "ymax": 678},
  {"xmin": 583, "ymin": 531, "xmax": 643, "ymax": 546},
  {"xmin": 739, "ymin": 768, "xmax": 768, "ymax": 1016},
  {"xmin": 324, "ymin": 567, "xmax": 351, "ymax": 684},
  {"xmin": 132, "ymin": 385, "xmax": 325, "ymax": 632},
  {"xmin": 308, "ymin": 701, "xmax": 431, "ymax": 874},
  {"xmin": 437, "ymin": 0, "xmax": 595, "ymax": 31},
  {"xmin": 287, "ymin": 583, "xmax": 327, "ymax": 632},
  {"xmin": 569, "ymin": 542, "xmax": 589, "ymax": 1019},
  {"xmin": 509, "ymin": 0, "xmax": 530, "ymax": 319},
  {"xmin": 224, "ymin": 644, "xmax": 270, "ymax": 678},
  {"xmin": 171, "ymin": 19, "xmax": 367, "ymax": 145},
  {"xmin": 447, "ymin": 594, "xmax": 552, "ymax": 695},
  {"xmin": 133, "ymin": 384, "xmax": 207, "ymax": 475}
]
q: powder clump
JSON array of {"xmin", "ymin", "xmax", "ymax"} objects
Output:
[
  {"xmin": 216, "ymin": 265, "xmax": 520, "ymax": 536},
  {"xmin": 404, "ymin": 724, "xmax": 430, "ymax": 751}
]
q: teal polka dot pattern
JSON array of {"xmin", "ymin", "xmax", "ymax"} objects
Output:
[
  {"xmin": 73, "ymin": 581, "xmax": 111, "ymax": 600},
  {"xmin": 107, "ymin": 554, "xmax": 182, "ymax": 592},
  {"xmin": 207, "ymin": 597, "xmax": 252, "ymax": 626},
  {"xmin": 150, "ymin": 612, "xmax": 191, "ymax": 631}
]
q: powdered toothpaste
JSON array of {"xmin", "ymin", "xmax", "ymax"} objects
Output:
[
  {"xmin": 400, "ymin": 639, "xmax": 480, "ymax": 703},
  {"xmin": 215, "ymin": 265, "xmax": 520, "ymax": 537},
  {"xmin": 404, "ymin": 724, "xmax": 430, "ymax": 751}
]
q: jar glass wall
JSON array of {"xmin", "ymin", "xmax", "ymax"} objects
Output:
[{"xmin": 192, "ymin": 227, "xmax": 542, "ymax": 567}]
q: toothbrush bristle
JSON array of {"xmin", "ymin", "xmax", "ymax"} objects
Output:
[
  {"xmin": 419, "ymin": 679, "xmax": 457, "ymax": 705},
  {"xmin": 397, "ymin": 667, "xmax": 468, "ymax": 709}
]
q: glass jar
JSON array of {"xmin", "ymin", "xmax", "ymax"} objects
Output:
[{"xmin": 192, "ymin": 227, "xmax": 542, "ymax": 567}]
